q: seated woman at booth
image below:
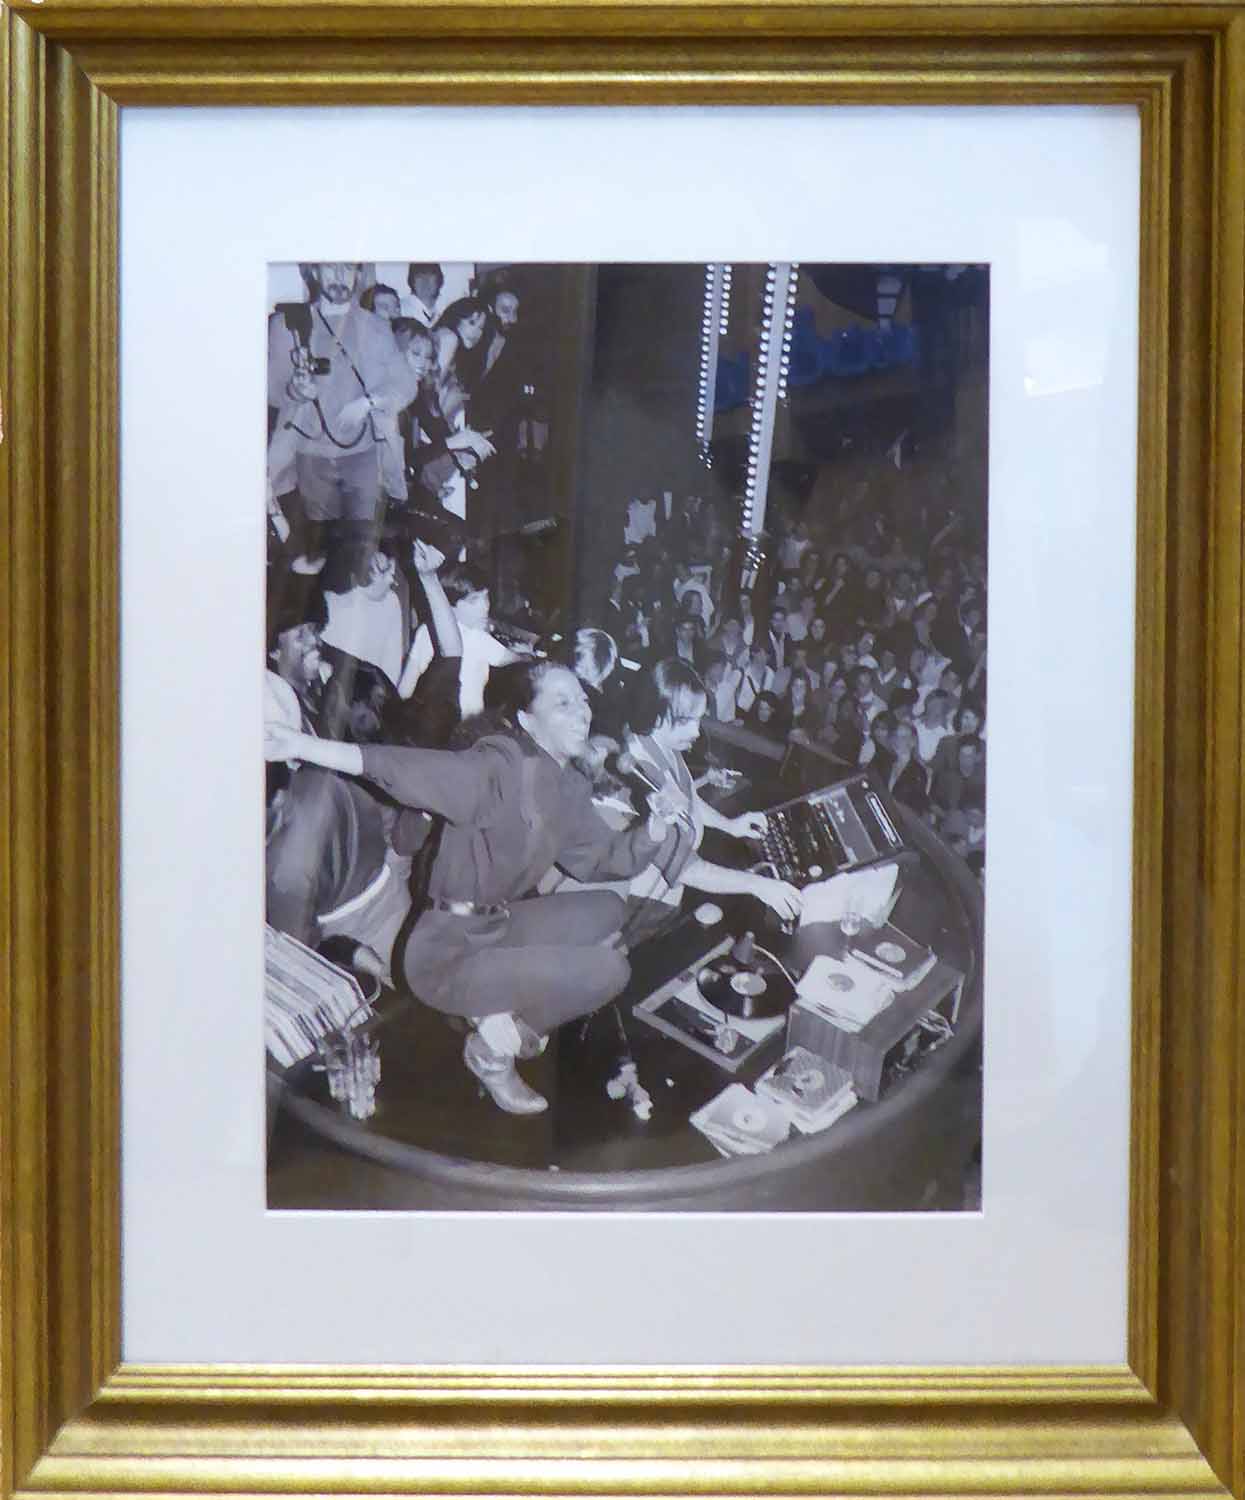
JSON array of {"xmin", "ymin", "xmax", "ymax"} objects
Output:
[
  {"xmin": 264, "ymin": 660, "xmax": 679, "ymax": 1119},
  {"xmin": 620, "ymin": 658, "xmax": 802, "ymax": 930}
]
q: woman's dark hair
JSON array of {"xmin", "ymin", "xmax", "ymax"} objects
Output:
[
  {"xmin": 627, "ymin": 657, "xmax": 708, "ymax": 737},
  {"xmin": 748, "ymin": 690, "xmax": 785, "ymax": 731},
  {"xmin": 870, "ymin": 710, "xmax": 897, "ymax": 743},
  {"xmin": 440, "ymin": 562, "xmax": 490, "ymax": 606},
  {"xmin": 406, "ymin": 262, "xmax": 444, "ymax": 296},
  {"xmin": 360, "ymin": 282, "xmax": 400, "ymax": 313},
  {"xmin": 480, "ymin": 658, "xmax": 563, "ymax": 724},
  {"xmin": 954, "ymin": 702, "xmax": 983, "ymax": 731},
  {"xmin": 436, "ymin": 296, "xmax": 485, "ymax": 336}
]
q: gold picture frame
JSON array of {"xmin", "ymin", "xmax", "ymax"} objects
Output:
[{"xmin": 2, "ymin": 3, "xmax": 1242, "ymax": 1496}]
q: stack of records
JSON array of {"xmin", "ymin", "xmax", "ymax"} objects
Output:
[
  {"xmin": 690, "ymin": 1083, "xmax": 792, "ymax": 1157},
  {"xmin": 794, "ymin": 952, "xmax": 896, "ymax": 1032},
  {"xmin": 756, "ymin": 1046, "xmax": 858, "ymax": 1134},
  {"xmin": 848, "ymin": 922, "xmax": 937, "ymax": 990},
  {"xmin": 264, "ymin": 925, "xmax": 372, "ymax": 1068}
]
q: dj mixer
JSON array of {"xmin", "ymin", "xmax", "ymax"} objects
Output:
[{"xmin": 759, "ymin": 773, "xmax": 906, "ymax": 887}]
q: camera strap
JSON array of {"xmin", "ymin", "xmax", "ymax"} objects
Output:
[{"xmin": 284, "ymin": 306, "xmax": 384, "ymax": 451}]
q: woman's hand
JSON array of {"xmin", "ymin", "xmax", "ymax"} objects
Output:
[
  {"xmin": 265, "ymin": 723, "xmax": 306, "ymax": 763},
  {"xmin": 729, "ymin": 810, "xmax": 769, "ymax": 841},
  {"xmin": 447, "ymin": 428, "xmax": 496, "ymax": 461},
  {"xmin": 645, "ymin": 787, "xmax": 685, "ymax": 842},
  {"xmin": 748, "ymin": 874, "xmax": 803, "ymax": 923},
  {"xmin": 412, "ymin": 538, "xmax": 447, "ymax": 576}
]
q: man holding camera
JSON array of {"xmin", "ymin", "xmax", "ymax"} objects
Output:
[{"xmin": 267, "ymin": 262, "xmax": 419, "ymax": 544}]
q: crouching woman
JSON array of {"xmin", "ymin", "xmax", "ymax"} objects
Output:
[{"xmin": 264, "ymin": 661, "xmax": 676, "ymax": 1117}]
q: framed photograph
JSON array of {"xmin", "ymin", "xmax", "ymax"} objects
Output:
[{"xmin": 2, "ymin": 2, "xmax": 1242, "ymax": 1497}]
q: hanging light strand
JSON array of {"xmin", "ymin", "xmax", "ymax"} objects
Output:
[
  {"xmin": 696, "ymin": 263, "xmax": 731, "ymax": 468},
  {"xmin": 741, "ymin": 262, "xmax": 797, "ymax": 543}
]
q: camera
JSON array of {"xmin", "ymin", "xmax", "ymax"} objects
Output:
[
  {"xmin": 279, "ymin": 302, "xmax": 331, "ymax": 377},
  {"xmin": 297, "ymin": 350, "xmax": 332, "ymax": 378}
]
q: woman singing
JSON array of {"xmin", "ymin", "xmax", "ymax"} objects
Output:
[{"xmin": 264, "ymin": 661, "xmax": 679, "ymax": 1117}]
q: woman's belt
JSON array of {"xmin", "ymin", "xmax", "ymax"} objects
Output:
[{"xmin": 427, "ymin": 896, "xmax": 510, "ymax": 919}]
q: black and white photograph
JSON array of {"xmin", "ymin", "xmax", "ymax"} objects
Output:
[{"xmin": 263, "ymin": 259, "xmax": 989, "ymax": 1212}]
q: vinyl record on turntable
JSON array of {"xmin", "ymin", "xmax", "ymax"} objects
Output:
[{"xmin": 695, "ymin": 952, "xmax": 794, "ymax": 1019}]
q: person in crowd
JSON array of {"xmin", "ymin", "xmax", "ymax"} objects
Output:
[
  {"xmin": 855, "ymin": 564, "xmax": 888, "ymax": 627},
  {"xmin": 797, "ymin": 546, "xmax": 826, "ymax": 596},
  {"xmin": 777, "ymin": 518, "xmax": 812, "ymax": 575},
  {"xmin": 785, "ymin": 590, "xmax": 817, "ymax": 644},
  {"xmin": 360, "ymin": 283, "xmax": 402, "ymax": 322},
  {"xmin": 809, "ymin": 658, "xmax": 844, "ymax": 725},
  {"xmin": 785, "ymin": 672, "xmax": 816, "ymax": 743},
  {"xmin": 887, "ymin": 685, "xmax": 920, "ymax": 733},
  {"xmin": 938, "ymin": 664, "xmax": 964, "ymax": 707},
  {"xmin": 737, "ymin": 592, "xmax": 757, "ymax": 647},
  {"xmin": 618, "ymin": 659, "xmax": 800, "ymax": 929},
  {"xmin": 906, "ymin": 643, "xmax": 945, "ymax": 710},
  {"xmin": 433, "ymin": 296, "xmax": 489, "ymax": 421},
  {"xmin": 787, "ymin": 644, "xmax": 818, "ymax": 696},
  {"xmin": 931, "ymin": 702, "xmax": 986, "ymax": 776},
  {"xmin": 872, "ymin": 638, "xmax": 903, "ymax": 702},
  {"xmin": 736, "ymin": 644, "xmax": 773, "ymax": 717},
  {"xmin": 265, "ymin": 540, "xmax": 464, "ymax": 968},
  {"xmin": 265, "ymin": 660, "xmax": 684, "ymax": 1117},
  {"xmin": 671, "ymin": 613, "xmax": 708, "ymax": 673},
  {"xmin": 570, "ymin": 626, "xmax": 628, "ymax": 742},
  {"xmin": 393, "ymin": 321, "xmax": 496, "ymax": 508},
  {"xmin": 817, "ymin": 552, "xmax": 856, "ymax": 633},
  {"xmin": 929, "ymin": 735, "xmax": 986, "ymax": 819},
  {"xmin": 874, "ymin": 719, "xmax": 930, "ymax": 812},
  {"xmin": 320, "ymin": 535, "xmax": 410, "ymax": 688},
  {"xmin": 747, "ymin": 689, "xmax": 788, "ymax": 740},
  {"xmin": 764, "ymin": 603, "xmax": 790, "ymax": 675},
  {"xmin": 884, "ymin": 567, "xmax": 918, "ymax": 625},
  {"xmin": 914, "ymin": 688, "xmax": 956, "ymax": 765},
  {"xmin": 403, "ymin": 263, "xmax": 446, "ymax": 328},
  {"xmin": 859, "ymin": 708, "xmax": 896, "ymax": 768},
  {"xmin": 942, "ymin": 791, "xmax": 986, "ymax": 874},
  {"xmin": 398, "ymin": 561, "xmax": 519, "ymax": 722},
  {"xmin": 700, "ymin": 653, "xmax": 742, "ymax": 724},
  {"xmin": 267, "ymin": 262, "xmax": 419, "ymax": 545},
  {"xmin": 846, "ymin": 664, "xmax": 885, "ymax": 725},
  {"xmin": 672, "ymin": 561, "xmax": 714, "ymax": 632},
  {"xmin": 470, "ymin": 282, "xmax": 523, "ymax": 419},
  {"xmin": 266, "ymin": 592, "xmax": 330, "ymax": 735},
  {"xmin": 710, "ymin": 616, "xmax": 749, "ymax": 670},
  {"xmin": 266, "ymin": 754, "xmax": 413, "ymax": 980},
  {"xmin": 855, "ymin": 629, "xmax": 880, "ymax": 671}
]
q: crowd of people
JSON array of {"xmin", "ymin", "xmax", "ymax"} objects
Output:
[
  {"xmin": 602, "ymin": 475, "xmax": 987, "ymax": 875},
  {"xmin": 264, "ymin": 260, "xmax": 986, "ymax": 1119}
]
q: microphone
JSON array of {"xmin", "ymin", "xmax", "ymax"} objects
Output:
[{"xmin": 612, "ymin": 749, "xmax": 660, "ymax": 792}]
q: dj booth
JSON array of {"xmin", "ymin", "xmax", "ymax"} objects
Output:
[{"xmin": 268, "ymin": 748, "xmax": 983, "ymax": 1214}]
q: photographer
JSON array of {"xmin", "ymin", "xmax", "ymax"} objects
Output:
[{"xmin": 267, "ymin": 262, "xmax": 419, "ymax": 547}]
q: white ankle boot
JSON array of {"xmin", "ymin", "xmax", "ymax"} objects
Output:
[{"xmin": 463, "ymin": 1032, "xmax": 548, "ymax": 1116}]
